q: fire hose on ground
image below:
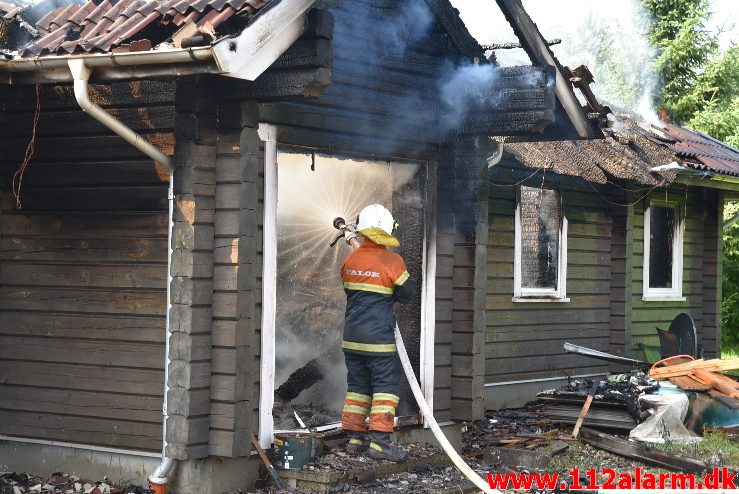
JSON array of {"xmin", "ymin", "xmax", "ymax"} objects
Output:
[{"xmin": 333, "ymin": 217, "xmax": 498, "ymax": 494}]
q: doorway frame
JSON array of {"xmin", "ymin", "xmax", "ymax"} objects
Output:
[{"xmin": 258, "ymin": 128, "xmax": 437, "ymax": 448}]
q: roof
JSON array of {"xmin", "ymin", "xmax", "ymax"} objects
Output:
[
  {"xmin": 0, "ymin": 0, "xmax": 276, "ymax": 56},
  {"xmin": 503, "ymin": 112, "xmax": 739, "ymax": 186},
  {"xmin": 654, "ymin": 123, "xmax": 739, "ymax": 177},
  {"xmin": 503, "ymin": 113, "xmax": 679, "ymax": 186}
]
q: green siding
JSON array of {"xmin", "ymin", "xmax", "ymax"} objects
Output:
[{"xmin": 485, "ymin": 161, "xmax": 611, "ymax": 384}]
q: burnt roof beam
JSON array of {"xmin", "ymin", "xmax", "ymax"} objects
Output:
[{"xmin": 496, "ymin": 0, "xmax": 601, "ymax": 139}]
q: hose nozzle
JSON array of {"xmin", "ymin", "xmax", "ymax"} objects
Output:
[{"xmin": 333, "ymin": 217, "xmax": 346, "ymax": 230}]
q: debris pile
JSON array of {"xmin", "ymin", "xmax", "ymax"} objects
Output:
[
  {"xmin": 273, "ymin": 403, "xmax": 338, "ymax": 431},
  {"xmin": 0, "ymin": 473, "xmax": 151, "ymax": 494},
  {"xmin": 538, "ymin": 372, "xmax": 659, "ymax": 430}
]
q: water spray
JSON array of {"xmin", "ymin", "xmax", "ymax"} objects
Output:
[{"xmin": 330, "ymin": 218, "xmax": 498, "ymax": 494}]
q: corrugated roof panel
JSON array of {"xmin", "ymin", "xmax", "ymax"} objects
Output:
[{"xmin": 659, "ymin": 123, "xmax": 739, "ymax": 177}]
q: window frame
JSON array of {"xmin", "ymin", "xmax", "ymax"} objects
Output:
[
  {"xmin": 513, "ymin": 186, "xmax": 569, "ymax": 302},
  {"xmin": 643, "ymin": 201, "xmax": 685, "ymax": 301}
]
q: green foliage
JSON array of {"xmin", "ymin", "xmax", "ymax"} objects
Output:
[
  {"xmin": 643, "ymin": 0, "xmax": 719, "ymax": 122},
  {"xmin": 724, "ymin": 202, "xmax": 739, "ymax": 347}
]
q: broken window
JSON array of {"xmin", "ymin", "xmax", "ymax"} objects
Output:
[
  {"xmin": 514, "ymin": 186, "xmax": 568, "ymax": 300},
  {"xmin": 644, "ymin": 203, "xmax": 684, "ymax": 299}
]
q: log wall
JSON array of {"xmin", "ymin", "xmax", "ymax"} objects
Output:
[
  {"xmin": 0, "ymin": 81, "xmax": 174, "ymax": 451},
  {"xmin": 484, "ymin": 158, "xmax": 611, "ymax": 408}
]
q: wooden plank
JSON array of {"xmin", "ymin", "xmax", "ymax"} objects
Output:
[
  {"xmin": 0, "ymin": 311, "xmax": 163, "ymax": 342},
  {"xmin": 1, "ymin": 236, "xmax": 168, "ymax": 263},
  {"xmin": 0, "ymin": 287, "xmax": 166, "ymax": 316},
  {"xmin": 1, "ymin": 212, "xmax": 168, "ymax": 237},
  {"xmin": 0, "ymin": 360, "xmax": 162, "ymax": 396},
  {"xmin": 0, "ymin": 335, "xmax": 164, "ymax": 368},
  {"xmin": 0, "ymin": 385, "xmax": 162, "ymax": 422},
  {"xmin": 1, "ymin": 263, "xmax": 166, "ymax": 289},
  {"xmin": 650, "ymin": 359, "xmax": 739, "ymax": 379},
  {"xmin": 0, "ymin": 410, "xmax": 161, "ymax": 451}
]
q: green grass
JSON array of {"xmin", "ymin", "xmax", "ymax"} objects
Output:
[
  {"xmin": 720, "ymin": 343, "xmax": 739, "ymax": 376},
  {"xmin": 656, "ymin": 431, "xmax": 739, "ymax": 467}
]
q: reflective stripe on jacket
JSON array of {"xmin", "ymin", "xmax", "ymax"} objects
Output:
[{"xmin": 341, "ymin": 239, "xmax": 413, "ymax": 356}]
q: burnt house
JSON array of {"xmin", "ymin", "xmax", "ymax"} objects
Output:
[
  {"xmin": 0, "ymin": 0, "xmax": 603, "ymax": 491},
  {"xmin": 484, "ymin": 113, "xmax": 739, "ymax": 408}
]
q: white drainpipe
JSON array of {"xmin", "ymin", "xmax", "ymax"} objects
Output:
[{"xmin": 68, "ymin": 59, "xmax": 177, "ymax": 489}]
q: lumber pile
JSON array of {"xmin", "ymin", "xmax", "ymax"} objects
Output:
[{"xmin": 649, "ymin": 358, "xmax": 739, "ymax": 408}]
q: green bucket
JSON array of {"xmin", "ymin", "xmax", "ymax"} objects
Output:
[{"xmin": 273, "ymin": 433, "xmax": 318, "ymax": 469}]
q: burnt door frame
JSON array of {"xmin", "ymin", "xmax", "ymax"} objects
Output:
[{"xmin": 257, "ymin": 125, "xmax": 437, "ymax": 447}]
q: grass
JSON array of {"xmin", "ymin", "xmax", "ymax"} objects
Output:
[
  {"xmin": 656, "ymin": 431, "xmax": 739, "ymax": 467},
  {"xmin": 720, "ymin": 343, "xmax": 739, "ymax": 376}
]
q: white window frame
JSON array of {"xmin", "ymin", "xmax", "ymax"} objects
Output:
[
  {"xmin": 513, "ymin": 187, "xmax": 569, "ymax": 302},
  {"xmin": 643, "ymin": 202, "xmax": 685, "ymax": 301}
]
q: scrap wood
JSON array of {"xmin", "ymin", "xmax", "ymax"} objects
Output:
[
  {"xmin": 669, "ymin": 374, "xmax": 711, "ymax": 391},
  {"xmin": 650, "ymin": 358, "xmax": 739, "ymax": 379},
  {"xmin": 579, "ymin": 428, "xmax": 711, "ymax": 475},
  {"xmin": 693, "ymin": 368, "xmax": 739, "ymax": 399}
]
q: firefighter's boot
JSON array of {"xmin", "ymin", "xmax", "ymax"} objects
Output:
[
  {"xmin": 345, "ymin": 431, "xmax": 369, "ymax": 455},
  {"xmin": 367, "ymin": 431, "xmax": 408, "ymax": 462}
]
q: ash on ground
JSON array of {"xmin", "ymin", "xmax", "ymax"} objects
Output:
[
  {"xmin": 0, "ymin": 472, "xmax": 151, "ymax": 494},
  {"xmin": 301, "ymin": 442, "xmax": 440, "ymax": 473},
  {"xmin": 463, "ymin": 405, "xmax": 555, "ymax": 453},
  {"xmin": 272, "ymin": 403, "xmax": 339, "ymax": 430}
]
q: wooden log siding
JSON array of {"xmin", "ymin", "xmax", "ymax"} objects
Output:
[
  {"xmin": 450, "ymin": 137, "xmax": 488, "ymax": 421},
  {"xmin": 627, "ymin": 188, "xmax": 711, "ymax": 358},
  {"xmin": 208, "ymin": 101, "xmax": 260, "ymax": 457},
  {"xmin": 433, "ymin": 150, "xmax": 455, "ymax": 423},
  {"xmin": 702, "ymin": 189, "xmax": 723, "ymax": 357},
  {"xmin": 484, "ymin": 159, "xmax": 611, "ymax": 392},
  {"xmin": 0, "ymin": 81, "xmax": 173, "ymax": 451},
  {"xmin": 166, "ymin": 75, "xmax": 218, "ymax": 460}
]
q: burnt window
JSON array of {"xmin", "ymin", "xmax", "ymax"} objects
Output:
[
  {"xmin": 515, "ymin": 186, "xmax": 568, "ymax": 300},
  {"xmin": 644, "ymin": 203, "xmax": 684, "ymax": 300}
]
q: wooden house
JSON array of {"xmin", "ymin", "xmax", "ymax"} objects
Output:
[
  {"xmin": 0, "ymin": 0, "xmax": 603, "ymax": 491},
  {"xmin": 484, "ymin": 113, "xmax": 739, "ymax": 408}
]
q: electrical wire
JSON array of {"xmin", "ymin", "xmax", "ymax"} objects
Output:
[{"xmin": 13, "ymin": 83, "xmax": 41, "ymax": 210}]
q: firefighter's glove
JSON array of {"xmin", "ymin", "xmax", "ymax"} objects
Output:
[{"xmin": 344, "ymin": 227, "xmax": 357, "ymax": 244}]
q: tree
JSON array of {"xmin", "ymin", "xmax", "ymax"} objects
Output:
[{"xmin": 724, "ymin": 202, "xmax": 739, "ymax": 347}]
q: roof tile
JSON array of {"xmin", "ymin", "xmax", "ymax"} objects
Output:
[{"xmin": 16, "ymin": 0, "xmax": 277, "ymax": 56}]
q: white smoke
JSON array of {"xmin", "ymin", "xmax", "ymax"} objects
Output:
[{"xmin": 452, "ymin": 0, "xmax": 660, "ymax": 122}]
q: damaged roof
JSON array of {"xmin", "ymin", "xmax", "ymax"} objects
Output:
[
  {"xmin": 654, "ymin": 123, "xmax": 739, "ymax": 177},
  {"xmin": 503, "ymin": 113, "xmax": 739, "ymax": 186},
  {"xmin": 0, "ymin": 0, "xmax": 275, "ymax": 55}
]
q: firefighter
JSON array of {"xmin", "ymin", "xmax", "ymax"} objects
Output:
[{"xmin": 339, "ymin": 204, "xmax": 415, "ymax": 463}]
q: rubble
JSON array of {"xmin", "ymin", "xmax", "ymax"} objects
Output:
[
  {"xmin": 0, "ymin": 473, "xmax": 151, "ymax": 494},
  {"xmin": 272, "ymin": 403, "xmax": 339, "ymax": 431}
]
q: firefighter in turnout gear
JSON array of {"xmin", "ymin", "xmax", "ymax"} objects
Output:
[{"xmin": 340, "ymin": 204, "xmax": 415, "ymax": 463}]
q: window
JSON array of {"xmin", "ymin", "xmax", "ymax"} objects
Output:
[
  {"xmin": 643, "ymin": 203, "xmax": 684, "ymax": 300},
  {"xmin": 514, "ymin": 186, "xmax": 568, "ymax": 301}
]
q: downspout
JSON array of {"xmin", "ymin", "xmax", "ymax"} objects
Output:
[{"xmin": 68, "ymin": 59, "xmax": 176, "ymax": 493}]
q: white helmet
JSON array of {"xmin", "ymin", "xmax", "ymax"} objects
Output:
[{"xmin": 356, "ymin": 204, "xmax": 399, "ymax": 247}]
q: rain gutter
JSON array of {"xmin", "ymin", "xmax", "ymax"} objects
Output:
[
  {"xmin": 0, "ymin": 47, "xmax": 217, "ymax": 83},
  {"xmin": 68, "ymin": 58, "xmax": 176, "ymax": 493},
  {"xmin": 0, "ymin": 1, "xmax": 317, "ymax": 489}
]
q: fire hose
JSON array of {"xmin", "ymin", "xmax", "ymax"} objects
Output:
[{"xmin": 333, "ymin": 218, "xmax": 498, "ymax": 494}]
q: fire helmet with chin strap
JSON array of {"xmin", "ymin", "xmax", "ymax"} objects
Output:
[{"xmin": 356, "ymin": 204, "xmax": 399, "ymax": 247}]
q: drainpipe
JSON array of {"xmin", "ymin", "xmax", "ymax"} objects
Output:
[{"xmin": 68, "ymin": 59, "xmax": 176, "ymax": 493}]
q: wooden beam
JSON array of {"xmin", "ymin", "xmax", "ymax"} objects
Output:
[
  {"xmin": 496, "ymin": 0, "xmax": 600, "ymax": 138},
  {"xmin": 650, "ymin": 358, "xmax": 739, "ymax": 379}
]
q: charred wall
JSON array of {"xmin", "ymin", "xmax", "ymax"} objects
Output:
[{"xmin": 0, "ymin": 81, "xmax": 174, "ymax": 451}]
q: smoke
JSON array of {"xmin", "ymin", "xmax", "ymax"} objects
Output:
[{"xmin": 452, "ymin": 0, "xmax": 661, "ymax": 123}]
